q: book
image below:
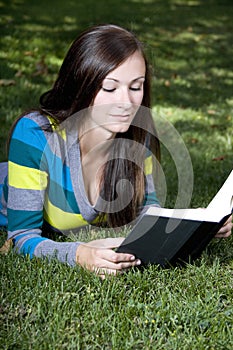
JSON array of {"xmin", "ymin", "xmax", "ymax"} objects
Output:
[{"xmin": 117, "ymin": 170, "xmax": 233, "ymax": 267}]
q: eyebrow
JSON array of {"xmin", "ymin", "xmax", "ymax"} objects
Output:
[{"xmin": 104, "ymin": 76, "xmax": 145, "ymax": 83}]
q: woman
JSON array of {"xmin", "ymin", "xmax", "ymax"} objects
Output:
[{"xmin": 0, "ymin": 24, "xmax": 231, "ymax": 275}]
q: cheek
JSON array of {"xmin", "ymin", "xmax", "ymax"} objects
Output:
[
  {"xmin": 92, "ymin": 91, "xmax": 109, "ymax": 106},
  {"xmin": 133, "ymin": 91, "xmax": 144, "ymax": 105}
]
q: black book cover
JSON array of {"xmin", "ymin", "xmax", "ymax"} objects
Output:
[
  {"xmin": 117, "ymin": 213, "xmax": 231, "ymax": 267},
  {"xmin": 117, "ymin": 170, "xmax": 233, "ymax": 267}
]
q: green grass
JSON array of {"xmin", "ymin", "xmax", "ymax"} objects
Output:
[
  {"xmin": 0, "ymin": 0, "xmax": 233, "ymax": 349},
  {"xmin": 1, "ymin": 232, "xmax": 233, "ymax": 350}
]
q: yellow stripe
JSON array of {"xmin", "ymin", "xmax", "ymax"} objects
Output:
[
  {"xmin": 144, "ymin": 155, "xmax": 153, "ymax": 176},
  {"xmin": 8, "ymin": 161, "xmax": 48, "ymax": 190},
  {"xmin": 47, "ymin": 115, "xmax": 67, "ymax": 141},
  {"xmin": 44, "ymin": 197, "xmax": 88, "ymax": 230}
]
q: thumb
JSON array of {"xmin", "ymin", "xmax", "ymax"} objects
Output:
[{"xmin": 86, "ymin": 237, "xmax": 125, "ymax": 249}]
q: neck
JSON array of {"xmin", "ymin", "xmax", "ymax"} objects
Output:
[{"xmin": 79, "ymin": 123, "xmax": 115, "ymax": 158}]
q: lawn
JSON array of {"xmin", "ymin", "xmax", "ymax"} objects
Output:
[{"xmin": 0, "ymin": 0, "xmax": 233, "ymax": 349}]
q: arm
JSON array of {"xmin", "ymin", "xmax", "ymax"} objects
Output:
[
  {"xmin": 7, "ymin": 114, "xmax": 80, "ymax": 266},
  {"xmin": 7, "ymin": 114, "xmax": 140, "ymax": 272}
]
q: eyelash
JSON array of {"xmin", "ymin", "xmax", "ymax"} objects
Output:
[
  {"xmin": 102, "ymin": 87, "xmax": 141, "ymax": 92},
  {"xmin": 130, "ymin": 87, "xmax": 141, "ymax": 91},
  {"xmin": 102, "ymin": 88, "xmax": 115, "ymax": 92}
]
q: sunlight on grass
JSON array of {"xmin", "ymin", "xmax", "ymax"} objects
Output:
[{"xmin": 173, "ymin": 0, "xmax": 201, "ymax": 5}]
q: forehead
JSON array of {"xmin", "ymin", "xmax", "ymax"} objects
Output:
[{"xmin": 104, "ymin": 51, "xmax": 146, "ymax": 81}]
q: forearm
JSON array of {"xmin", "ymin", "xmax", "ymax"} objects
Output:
[{"xmin": 12, "ymin": 231, "xmax": 81, "ymax": 266}]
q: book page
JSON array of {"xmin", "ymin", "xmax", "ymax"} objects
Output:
[
  {"xmin": 207, "ymin": 170, "xmax": 233, "ymax": 212},
  {"xmin": 146, "ymin": 170, "xmax": 233, "ymax": 222},
  {"xmin": 146, "ymin": 206, "xmax": 212, "ymax": 222}
]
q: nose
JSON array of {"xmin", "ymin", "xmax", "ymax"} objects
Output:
[{"xmin": 116, "ymin": 87, "xmax": 132, "ymax": 107}]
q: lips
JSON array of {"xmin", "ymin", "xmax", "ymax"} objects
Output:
[
  {"xmin": 109, "ymin": 115, "xmax": 132, "ymax": 124},
  {"xmin": 110, "ymin": 114, "xmax": 130, "ymax": 117}
]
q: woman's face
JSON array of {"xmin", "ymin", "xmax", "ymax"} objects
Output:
[{"xmin": 89, "ymin": 51, "xmax": 146, "ymax": 138}]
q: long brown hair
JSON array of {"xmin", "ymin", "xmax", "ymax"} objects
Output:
[
  {"xmin": 39, "ymin": 24, "xmax": 152, "ymax": 117},
  {"xmin": 10, "ymin": 24, "xmax": 160, "ymax": 226}
]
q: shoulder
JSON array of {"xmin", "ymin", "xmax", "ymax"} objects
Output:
[
  {"xmin": 11, "ymin": 111, "xmax": 51, "ymax": 151},
  {"xmin": 15, "ymin": 111, "xmax": 50, "ymax": 130}
]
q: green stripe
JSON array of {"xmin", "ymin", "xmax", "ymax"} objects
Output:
[
  {"xmin": 143, "ymin": 191, "xmax": 159, "ymax": 206},
  {"xmin": 9, "ymin": 139, "xmax": 44, "ymax": 170},
  {"xmin": 48, "ymin": 179, "xmax": 80, "ymax": 214},
  {"xmin": 7, "ymin": 208, "xmax": 43, "ymax": 231},
  {"xmin": 3, "ymin": 176, "xmax": 8, "ymax": 202}
]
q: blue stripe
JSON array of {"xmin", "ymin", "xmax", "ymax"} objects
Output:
[
  {"xmin": 0, "ymin": 212, "xmax": 7, "ymax": 227},
  {"xmin": 10, "ymin": 138, "xmax": 74, "ymax": 193},
  {"xmin": 12, "ymin": 117, "xmax": 47, "ymax": 152},
  {"xmin": 0, "ymin": 183, "xmax": 7, "ymax": 227},
  {"xmin": 46, "ymin": 153, "xmax": 74, "ymax": 192},
  {"xmin": 18, "ymin": 236, "xmax": 48, "ymax": 259},
  {"xmin": 11, "ymin": 117, "xmax": 75, "ymax": 192},
  {"xmin": 0, "ymin": 184, "xmax": 3, "ymax": 210},
  {"xmin": 13, "ymin": 233, "xmax": 32, "ymax": 243},
  {"xmin": 3, "ymin": 176, "xmax": 8, "ymax": 202}
]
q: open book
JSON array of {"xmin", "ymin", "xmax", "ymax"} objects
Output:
[{"xmin": 117, "ymin": 171, "xmax": 233, "ymax": 267}]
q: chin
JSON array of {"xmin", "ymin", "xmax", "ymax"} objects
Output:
[
  {"xmin": 111, "ymin": 128, "xmax": 130, "ymax": 135},
  {"xmin": 108, "ymin": 124, "xmax": 131, "ymax": 134}
]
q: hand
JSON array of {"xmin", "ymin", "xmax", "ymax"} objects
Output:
[
  {"xmin": 76, "ymin": 237, "xmax": 141, "ymax": 277},
  {"xmin": 215, "ymin": 215, "xmax": 232, "ymax": 238}
]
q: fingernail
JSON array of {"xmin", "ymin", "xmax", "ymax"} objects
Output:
[
  {"xmin": 130, "ymin": 256, "xmax": 135, "ymax": 261},
  {"xmin": 136, "ymin": 259, "xmax": 141, "ymax": 265}
]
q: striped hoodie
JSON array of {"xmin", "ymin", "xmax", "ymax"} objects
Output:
[{"xmin": 0, "ymin": 112, "xmax": 159, "ymax": 266}]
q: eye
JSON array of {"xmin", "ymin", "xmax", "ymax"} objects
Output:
[
  {"xmin": 130, "ymin": 87, "xmax": 142, "ymax": 91},
  {"xmin": 130, "ymin": 82, "xmax": 144, "ymax": 91},
  {"xmin": 102, "ymin": 87, "xmax": 116, "ymax": 92}
]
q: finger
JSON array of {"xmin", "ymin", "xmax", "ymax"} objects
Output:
[
  {"xmin": 215, "ymin": 229, "xmax": 232, "ymax": 238},
  {"xmin": 95, "ymin": 249, "xmax": 141, "ymax": 270},
  {"xmin": 97, "ymin": 248, "xmax": 136, "ymax": 263},
  {"xmin": 215, "ymin": 231, "xmax": 232, "ymax": 238},
  {"xmin": 224, "ymin": 215, "xmax": 232, "ymax": 225},
  {"xmin": 216, "ymin": 222, "xmax": 233, "ymax": 235},
  {"xmin": 214, "ymin": 231, "xmax": 231, "ymax": 238}
]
